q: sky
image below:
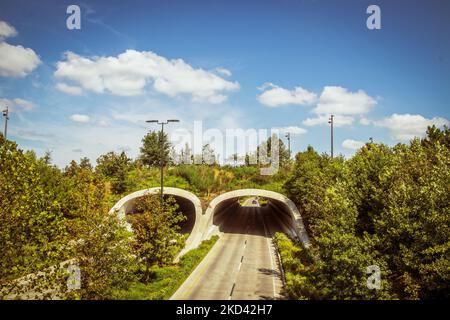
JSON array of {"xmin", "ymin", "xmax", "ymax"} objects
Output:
[{"xmin": 0, "ymin": 0, "xmax": 449, "ymax": 167}]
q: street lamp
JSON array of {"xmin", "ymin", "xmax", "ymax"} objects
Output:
[
  {"xmin": 146, "ymin": 119, "xmax": 179, "ymax": 208},
  {"xmin": 2, "ymin": 106, "xmax": 9, "ymax": 140},
  {"xmin": 328, "ymin": 114, "xmax": 334, "ymax": 158}
]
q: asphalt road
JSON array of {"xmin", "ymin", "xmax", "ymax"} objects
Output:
[{"xmin": 171, "ymin": 198, "xmax": 285, "ymax": 300}]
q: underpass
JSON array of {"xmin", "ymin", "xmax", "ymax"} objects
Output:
[
  {"xmin": 171, "ymin": 198, "xmax": 286, "ymax": 300},
  {"xmin": 110, "ymin": 187, "xmax": 310, "ymax": 300}
]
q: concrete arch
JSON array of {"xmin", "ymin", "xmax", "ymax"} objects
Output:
[
  {"xmin": 202, "ymin": 189, "xmax": 310, "ymax": 247},
  {"xmin": 109, "ymin": 187, "xmax": 204, "ymax": 255}
]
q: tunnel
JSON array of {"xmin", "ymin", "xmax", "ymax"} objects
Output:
[
  {"xmin": 109, "ymin": 187, "xmax": 203, "ymax": 256},
  {"xmin": 169, "ymin": 189, "xmax": 311, "ymax": 300},
  {"xmin": 201, "ymin": 189, "xmax": 310, "ymax": 248},
  {"xmin": 110, "ymin": 188, "xmax": 310, "ymax": 258}
]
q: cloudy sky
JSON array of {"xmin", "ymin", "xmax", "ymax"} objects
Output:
[{"xmin": 0, "ymin": 0, "xmax": 449, "ymax": 167}]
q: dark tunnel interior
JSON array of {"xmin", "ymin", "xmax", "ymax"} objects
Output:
[
  {"xmin": 211, "ymin": 197, "xmax": 295, "ymax": 237},
  {"xmin": 125, "ymin": 194, "xmax": 196, "ymax": 235}
]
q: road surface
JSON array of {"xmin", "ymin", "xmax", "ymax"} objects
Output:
[{"xmin": 171, "ymin": 198, "xmax": 286, "ymax": 300}]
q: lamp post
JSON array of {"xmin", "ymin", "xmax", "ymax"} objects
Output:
[
  {"xmin": 285, "ymin": 132, "xmax": 291, "ymax": 160},
  {"xmin": 146, "ymin": 119, "xmax": 179, "ymax": 208},
  {"xmin": 328, "ymin": 114, "xmax": 334, "ymax": 158},
  {"xmin": 2, "ymin": 106, "xmax": 9, "ymax": 140}
]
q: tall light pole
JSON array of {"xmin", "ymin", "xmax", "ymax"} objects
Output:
[
  {"xmin": 2, "ymin": 106, "xmax": 9, "ymax": 140},
  {"xmin": 285, "ymin": 132, "xmax": 291, "ymax": 160},
  {"xmin": 146, "ymin": 119, "xmax": 179, "ymax": 208},
  {"xmin": 328, "ymin": 114, "xmax": 334, "ymax": 158}
]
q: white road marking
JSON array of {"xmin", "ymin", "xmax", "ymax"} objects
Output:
[{"xmin": 261, "ymin": 213, "xmax": 277, "ymax": 299}]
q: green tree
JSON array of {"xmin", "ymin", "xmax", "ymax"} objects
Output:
[
  {"xmin": 284, "ymin": 146, "xmax": 344, "ymax": 237},
  {"xmin": 0, "ymin": 135, "xmax": 69, "ymax": 298},
  {"xmin": 257, "ymin": 136, "xmax": 290, "ymax": 168},
  {"xmin": 0, "ymin": 144, "xmax": 136, "ymax": 299},
  {"xmin": 373, "ymin": 137, "xmax": 450, "ymax": 299},
  {"xmin": 128, "ymin": 195, "xmax": 186, "ymax": 280},
  {"xmin": 79, "ymin": 157, "xmax": 93, "ymax": 171},
  {"xmin": 70, "ymin": 209, "xmax": 137, "ymax": 299},
  {"xmin": 96, "ymin": 151, "xmax": 131, "ymax": 194},
  {"xmin": 61, "ymin": 160, "xmax": 137, "ymax": 299},
  {"xmin": 244, "ymin": 153, "xmax": 250, "ymax": 166},
  {"xmin": 422, "ymin": 125, "xmax": 450, "ymax": 149},
  {"xmin": 140, "ymin": 131, "xmax": 171, "ymax": 167},
  {"xmin": 344, "ymin": 142, "xmax": 394, "ymax": 235},
  {"xmin": 201, "ymin": 143, "xmax": 216, "ymax": 165},
  {"xmin": 281, "ymin": 127, "xmax": 449, "ymax": 299}
]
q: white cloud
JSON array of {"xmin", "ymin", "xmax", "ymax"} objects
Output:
[
  {"xmin": 0, "ymin": 98, "xmax": 35, "ymax": 112},
  {"xmin": 54, "ymin": 50, "xmax": 240, "ymax": 103},
  {"xmin": 302, "ymin": 86, "xmax": 377, "ymax": 127},
  {"xmin": 56, "ymin": 82, "xmax": 83, "ymax": 95},
  {"xmin": 257, "ymin": 83, "xmax": 317, "ymax": 107},
  {"xmin": 342, "ymin": 139, "xmax": 365, "ymax": 150},
  {"xmin": 0, "ymin": 42, "xmax": 41, "ymax": 77},
  {"xmin": 70, "ymin": 114, "xmax": 90, "ymax": 123},
  {"xmin": 0, "ymin": 21, "xmax": 17, "ymax": 39},
  {"xmin": 8, "ymin": 96, "xmax": 253, "ymax": 167},
  {"xmin": 0, "ymin": 21, "xmax": 40, "ymax": 77},
  {"xmin": 215, "ymin": 67, "xmax": 232, "ymax": 77},
  {"xmin": 314, "ymin": 86, "xmax": 376, "ymax": 115},
  {"xmin": 359, "ymin": 117, "xmax": 372, "ymax": 125},
  {"xmin": 374, "ymin": 113, "xmax": 449, "ymax": 141},
  {"xmin": 273, "ymin": 126, "xmax": 307, "ymax": 135},
  {"xmin": 97, "ymin": 120, "xmax": 110, "ymax": 127}
]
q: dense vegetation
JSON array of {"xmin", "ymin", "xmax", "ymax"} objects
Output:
[
  {"xmin": 0, "ymin": 135, "xmax": 136, "ymax": 299},
  {"xmin": 0, "ymin": 132, "xmax": 287, "ymax": 299},
  {"xmin": 281, "ymin": 126, "xmax": 450, "ymax": 299},
  {"xmin": 1, "ymin": 126, "xmax": 449, "ymax": 299},
  {"xmin": 111, "ymin": 236, "xmax": 218, "ymax": 300}
]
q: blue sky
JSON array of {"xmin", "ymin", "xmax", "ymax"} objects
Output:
[{"xmin": 0, "ymin": 0, "xmax": 449, "ymax": 167}]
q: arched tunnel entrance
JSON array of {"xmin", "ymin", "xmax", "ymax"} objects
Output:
[
  {"xmin": 109, "ymin": 187, "xmax": 203, "ymax": 255},
  {"xmin": 110, "ymin": 188, "xmax": 310, "ymax": 261},
  {"xmin": 111, "ymin": 188, "xmax": 311, "ymax": 300},
  {"xmin": 202, "ymin": 189, "xmax": 310, "ymax": 248},
  {"xmin": 171, "ymin": 189, "xmax": 310, "ymax": 300}
]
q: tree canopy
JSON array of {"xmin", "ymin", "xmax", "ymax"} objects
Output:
[
  {"xmin": 140, "ymin": 130, "xmax": 171, "ymax": 167},
  {"xmin": 282, "ymin": 127, "xmax": 450, "ymax": 299}
]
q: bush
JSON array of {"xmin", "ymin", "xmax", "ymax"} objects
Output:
[
  {"xmin": 128, "ymin": 195, "xmax": 186, "ymax": 280},
  {"xmin": 281, "ymin": 127, "xmax": 450, "ymax": 299},
  {"xmin": 0, "ymin": 136, "xmax": 69, "ymax": 296},
  {"xmin": 112, "ymin": 236, "xmax": 219, "ymax": 300}
]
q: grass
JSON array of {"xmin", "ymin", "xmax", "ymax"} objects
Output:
[
  {"xmin": 111, "ymin": 235, "xmax": 219, "ymax": 300},
  {"xmin": 121, "ymin": 164, "xmax": 291, "ymax": 199}
]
